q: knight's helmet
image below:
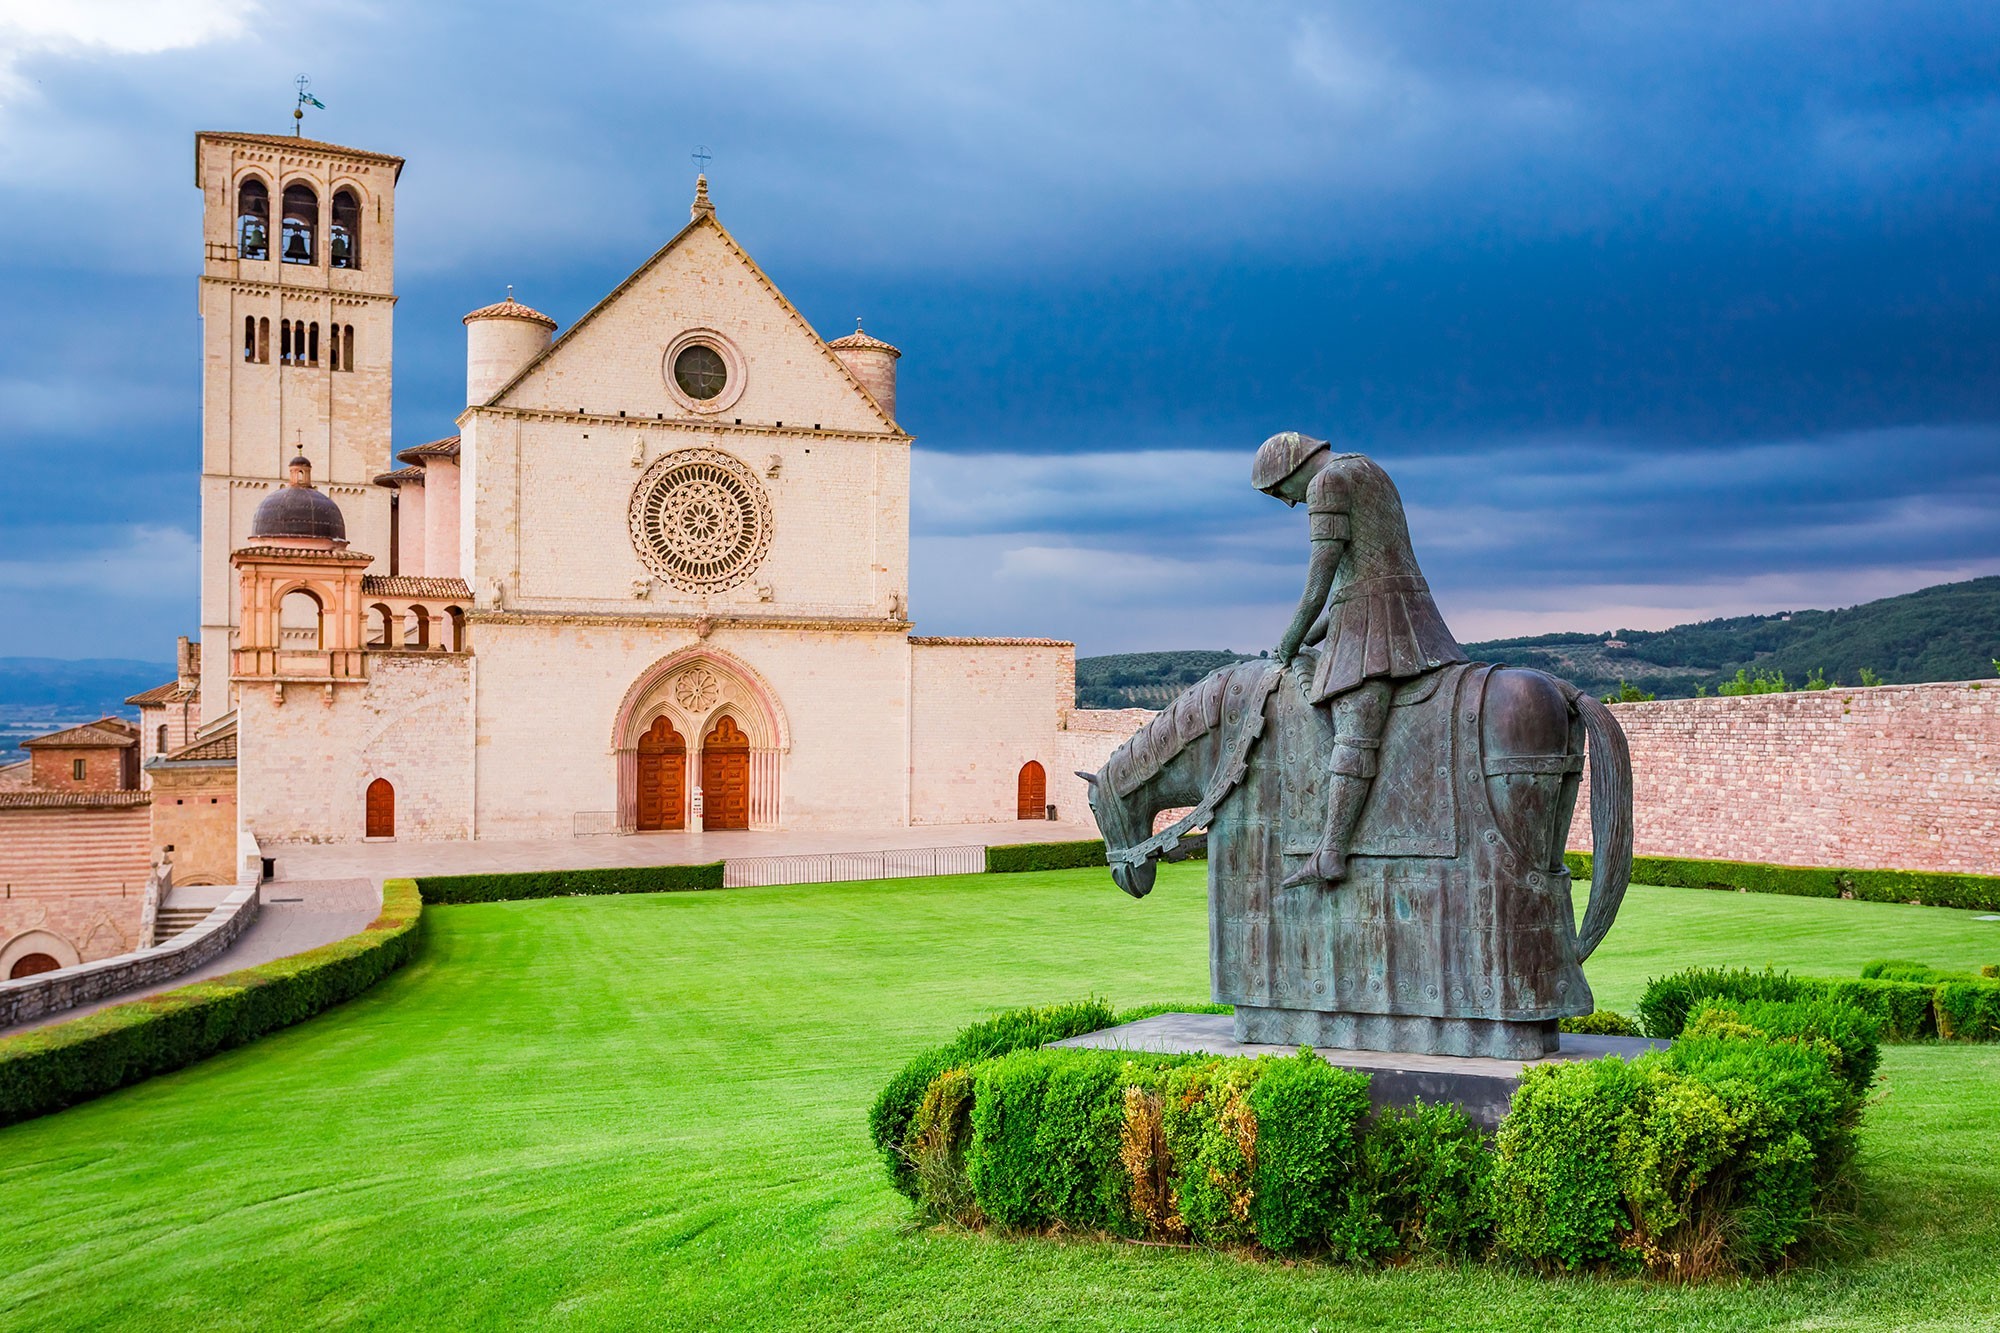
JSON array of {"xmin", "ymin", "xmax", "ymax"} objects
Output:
[{"xmin": 1252, "ymin": 431, "xmax": 1332, "ymax": 497}]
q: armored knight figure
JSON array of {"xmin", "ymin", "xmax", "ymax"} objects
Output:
[{"xmin": 1255, "ymin": 432, "xmax": 1467, "ymax": 888}]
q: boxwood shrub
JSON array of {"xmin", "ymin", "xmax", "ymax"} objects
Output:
[
  {"xmin": 1640, "ymin": 964, "xmax": 1999, "ymax": 1042},
  {"xmin": 1565, "ymin": 849, "xmax": 2000, "ymax": 912},
  {"xmin": 417, "ymin": 863, "xmax": 723, "ymax": 903},
  {"xmin": 887, "ymin": 995, "xmax": 1874, "ymax": 1278},
  {"xmin": 984, "ymin": 840, "xmax": 1108, "ymax": 874},
  {"xmin": 0, "ymin": 878, "xmax": 424, "ymax": 1126}
]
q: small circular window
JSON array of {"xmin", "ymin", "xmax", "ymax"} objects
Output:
[{"xmin": 673, "ymin": 344, "xmax": 728, "ymax": 400}]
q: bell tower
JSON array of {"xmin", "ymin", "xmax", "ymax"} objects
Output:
[{"xmin": 193, "ymin": 130, "xmax": 404, "ymax": 720}]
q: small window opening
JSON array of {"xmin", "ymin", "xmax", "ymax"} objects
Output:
[
  {"xmin": 308, "ymin": 322, "xmax": 320, "ymax": 366},
  {"xmin": 258, "ymin": 317, "xmax": 270, "ymax": 363},
  {"xmin": 237, "ymin": 178, "xmax": 270, "ymax": 260},
  {"xmin": 157, "ymin": 724, "xmax": 168, "ymax": 752},
  {"xmin": 72, "ymin": 758, "xmax": 87, "ymax": 782},
  {"xmin": 244, "ymin": 315, "xmax": 257, "ymax": 362}
]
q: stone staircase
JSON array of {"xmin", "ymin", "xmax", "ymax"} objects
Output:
[{"xmin": 152, "ymin": 903, "xmax": 217, "ymax": 944}]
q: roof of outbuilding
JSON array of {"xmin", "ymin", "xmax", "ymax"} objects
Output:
[
  {"xmin": 396, "ymin": 436, "xmax": 461, "ymax": 465},
  {"xmin": 361, "ymin": 575, "xmax": 473, "ymax": 599},
  {"xmin": 124, "ymin": 681, "xmax": 198, "ymax": 707},
  {"xmin": 373, "ymin": 465, "xmax": 425, "ymax": 487},
  {"xmin": 21, "ymin": 718, "xmax": 138, "ymax": 749},
  {"xmin": 162, "ymin": 729, "xmax": 238, "ymax": 763},
  {"xmin": 462, "ymin": 297, "xmax": 556, "ymax": 329},
  {"xmin": 0, "ymin": 789, "xmax": 151, "ymax": 809}
]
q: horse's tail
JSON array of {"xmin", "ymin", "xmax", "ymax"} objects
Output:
[{"xmin": 1572, "ymin": 691, "xmax": 1633, "ymax": 961}]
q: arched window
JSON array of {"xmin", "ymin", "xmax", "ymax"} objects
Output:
[
  {"xmin": 237, "ymin": 177, "xmax": 270, "ymax": 260},
  {"xmin": 308, "ymin": 322, "xmax": 320, "ymax": 366},
  {"xmin": 258, "ymin": 317, "xmax": 270, "ymax": 363},
  {"xmin": 281, "ymin": 183, "xmax": 318, "ymax": 264},
  {"xmin": 446, "ymin": 606, "xmax": 467, "ymax": 652},
  {"xmin": 368, "ymin": 602, "xmax": 395, "ymax": 648},
  {"xmin": 343, "ymin": 324, "xmax": 355, "ymax": 371},
  {"xmin": 280, "ymin": 319, "xmax": 293, "ymax": 365},
  {"xmin": 1017, "ymin": 761, "xmax": 1047, "ymax": 820},
  {"xmin": 330, "ymin": 327, "xmax": 341, "ymax": 372},
  {"xmin": 330, "ymin": 188, "xmax": 361, "ymax": 269},
  {"xmin": 244, "ymin": 315, "xmax": 257, "ymax": 362},
  {"xmin": 279, "ymin": 588, "xmax": 325, "ymax": 649},
  {"xmin": 157, "ymin": 723, "xmax": 169, "ymax": 753},
  {"xmin": 405, "ymin": 607, "xmax": 431, "ymax": 650}
]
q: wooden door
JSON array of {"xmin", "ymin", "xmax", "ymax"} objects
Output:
[
  {"xmin": 9, "ymin": 953, "xmax": 60, "ymax": 980},
  {"xmin": 1017, "ymin": 761, "xmax": 1047, "ymax": 820},
  {"xmin": 365, "ymin": 778, "xmax": 395, "ymax": 838},
  {"xmin": 701, "ymin": 715, "xmax": 750, "ymax": 830},
  {"xmin": 637, "ymin": 716, "xmax": 687, "ymax": 831}
]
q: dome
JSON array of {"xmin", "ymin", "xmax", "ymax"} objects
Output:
[{"xmin": 251, "ymin": 455, "xmax": 348, "ymax": 543}]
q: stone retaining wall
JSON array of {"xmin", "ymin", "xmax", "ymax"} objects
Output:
[{"xmin": 0, "ymin": 888, "xmax": 260, "ymax": 1029}]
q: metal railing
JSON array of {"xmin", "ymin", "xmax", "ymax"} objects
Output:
[{"xmin": 723, "ymin": 843, "xmax": 987, "ymax": 889}]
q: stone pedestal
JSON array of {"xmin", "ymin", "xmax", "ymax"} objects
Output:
[{"xmin": 1050, "ymin": 1011, "xmax": 1665, "ymax": 1129}]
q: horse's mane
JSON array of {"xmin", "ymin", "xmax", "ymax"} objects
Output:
[{"xmin": 1102, "ymin": 658, "xmax": 1271, "ymax": 798}]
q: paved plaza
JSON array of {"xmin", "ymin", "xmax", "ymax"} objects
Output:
[{"xmin": 266, "ymin": 818, "xmax": 1101, "ymax": 886}]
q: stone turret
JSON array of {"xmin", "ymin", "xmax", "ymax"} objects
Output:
[
  {"xmin": 462, "ymin": 291, "xmax": 556, "ymax": 408},
  {"xmin": 827, "ymin": 322, "xmax": 901, "ymax": 423}
]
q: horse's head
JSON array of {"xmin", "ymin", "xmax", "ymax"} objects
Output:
[{"xmin": 1077, "ymin": 768, "xmax": 1159, "ymax": 899}]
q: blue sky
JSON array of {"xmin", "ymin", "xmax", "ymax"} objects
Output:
[{"xmin": 2, "ymin": 1, "xmax": 1996, "ymax": 659}]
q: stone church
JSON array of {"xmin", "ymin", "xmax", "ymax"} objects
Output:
[{"xmin": 190, "ymin": 128, "xmax": 1075, "ymax": 844}]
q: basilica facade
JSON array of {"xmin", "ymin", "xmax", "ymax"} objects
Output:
[{"xmin": 193, "ymin": 129, "xmax": 1075, "ymax": 844}]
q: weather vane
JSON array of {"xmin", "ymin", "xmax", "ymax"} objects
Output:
[
  {"xmin": 692, "ymin": 145, "xmax": 712, "ymax": 174},
  {"xmin": 293, "ymin": 75, "xmax": 325, "ymax": 135}
]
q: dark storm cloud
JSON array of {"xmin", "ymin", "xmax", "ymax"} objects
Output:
[{"xmin": 1, "ymin": 2, "xmax": 1996, "ymax": 655}]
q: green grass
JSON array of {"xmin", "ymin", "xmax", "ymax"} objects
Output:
[{"xmin": 4, "ymin": 865, "xmax": 1999, "ymax": 1330}]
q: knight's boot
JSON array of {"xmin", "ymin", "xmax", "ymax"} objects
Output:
[{"xmin": 1282, "ymin": 748, "xmax": 1377, "ymax": 889}]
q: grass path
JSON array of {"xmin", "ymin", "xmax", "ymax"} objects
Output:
[{"xmin": 4, "ymin": 866, "xmax": 1997, "ymax": 1330}]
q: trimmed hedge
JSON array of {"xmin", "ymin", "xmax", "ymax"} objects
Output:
[
  {"xmin": 417, "ymin": 863, "xmax": 723, "ymax": 903},
  {"xmin": 984, "ymin": 840, "xmax": 1107, "ymax": 874},
  {"xmin": 1558, "ymin": 1009, "xmax": 1642, "ymax": 1037},
  {"xmin": 0, "ymin": 878, "xmax": 424, "ymax": 1127},
  {"xmin": 1565, "ymin": 849, "xmax": 2000, "ymax": 912},
  {"xmin": 1639, "ymin": 965, "xmax": 2000, "ymax": 1042},
  {"xmin": 868, "ymin": 998, "xmax": 1118, "ymax": 1198},
  {"xmin": 878, "ymin": 996, "xmax": 1871, "ymax": 1277}
]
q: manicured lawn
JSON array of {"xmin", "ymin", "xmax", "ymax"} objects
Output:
[{"xmin": 5, "ymin": 865, "xmax": 1998, "ymax": 1330}]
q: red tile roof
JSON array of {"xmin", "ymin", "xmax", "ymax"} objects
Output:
[
  {"xmin": 828, "ymin": 326, "xmax": 901, "ymax": 356},
  {"xmin": 373, "ymin": 465, "xmax": 425, "ymax": 487},
  {"xmin": 0, "ymin": 790, "xmax": 150, "ymax": 809},
  {"xmin": 162, "ymin": 729, "xmax": 237, "ymax": 763},
  {"xmin": 907, "ymin": 636, "xmax": 1074, "ymax": 648},
  {"xmin": 361, "ymin": 575, "xmax": 473, "ymax": 599},
  {"xmin": 396, "ymin": 436, "xmax": 462, "ymax": 465},
  {"xmin": 463, "ymin": 297, "xmax": 556, "ymax": 329},
  {"xmin": 124, "ymin": 681, "xmax": 198, "ymax": 707},
  {"xmin": 21, "ymin": 718, "xmax": 138, "ymax": 749}
]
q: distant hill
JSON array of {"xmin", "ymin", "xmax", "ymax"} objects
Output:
[
  {"xmin": 1075, "ymin": 577, "xmax": 2000, "ymax": 707},
  {"xmin": 1075, "ymin": 650, "xmax": 1260, "ymax": 709},
  {"xmin": 0, "ymin": 657, "xmax": 172, "ymax": 763}
]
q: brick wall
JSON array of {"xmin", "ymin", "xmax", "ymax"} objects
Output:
[
  {"xmin": 1055, "ymin": 682, "xmax": 2000, "ymax": 875},
  {"xmin": 0, "ymin": 801, "xmax": 152, "ymax": 971},
  {"xmin": 151, "ymin": 765, "xmax": 239, "ymax": 886},
  {"xmin": 1570, "ymin": 680, "xmax": 2000, "ymax": 874},
  {"xmin": 29, "ymin": 745, "xmax": 132, "ymax": 792},
  {"xmin": 909, "ymin": 639, "xmax": 1074, "ymax": 825},
  {"xmin": 1055, "ymin": 708, "xmax": 1159, "ymax": 831}
]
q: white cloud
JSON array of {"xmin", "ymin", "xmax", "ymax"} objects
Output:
[{"xmin": 0, "ymin": 0, "xmax": 256, "ymax": 100}]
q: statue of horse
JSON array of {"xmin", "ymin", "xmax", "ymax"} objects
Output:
[{"xmin": 1080, "ymin": 654, "xmax": 1633, "ymax": 1059}]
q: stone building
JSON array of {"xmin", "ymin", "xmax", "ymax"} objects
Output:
[{"xmin": 187, "ymin": 129, "xmax": 1074, "ymax": 845}]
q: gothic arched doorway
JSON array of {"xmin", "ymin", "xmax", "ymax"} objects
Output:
[
  {"xmin": 637, "ymin": 716, "xmax": 687, "ymax": 831},
  {"xmin": 1017, "ymin": 760, "xmax": 1047, "ymax": 820},
  {"xmin": 366, "ymin": 778, "xmax": 395, "ymax": 838},
  {"xmin": 9, "ymin": 952, "xmax": 60, "ymax": 980},
  {"xmin": 702, "ymin": 716, "xmax": 750, "ymax": 831}
]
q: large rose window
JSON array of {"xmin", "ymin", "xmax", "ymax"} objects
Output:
[{"xmin": 628, "ymin": 448, "xmax": 773, "ymax": 593}]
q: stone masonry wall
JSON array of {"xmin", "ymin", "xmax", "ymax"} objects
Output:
[
  {"xmin": 1569, "ymin": 681, "xmax": 2000, "ymax": 874},
  {"xmin": 239, "ymin": 653, "xmax": 472, "ymax": 844},
  {"xmin": 909, "ymin": 639, "xmax": 1074, "ymax": 825},
  {"xmin": 1055, "ymin": 708, "xmax": 1158, "ymax": 831}
]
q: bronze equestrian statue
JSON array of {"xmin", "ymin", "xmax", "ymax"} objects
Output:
[{"xmin": 1080, "ymin": 438, "xmax": 1634, "ymax": 1060}]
